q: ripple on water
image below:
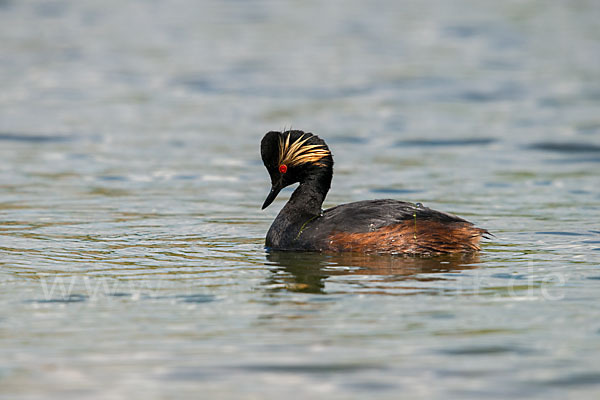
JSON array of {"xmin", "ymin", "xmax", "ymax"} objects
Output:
[
  {"xmin": 0, "ymin": 132, "xmax": 74, "ymax": 143},
  {"xmin": 24, "ymin": 292, "xmax": 216, "ymax": 304},
  {"xmin": 395, "ymin": 138, "xmax": 497, "ymax": 147},
  {"xmin": 171, "ymin": 76, "xmax": 374, "ymax": 99},
  {"xmin": 528, "ymin": 142, "xmax": 600, "ymax": 153},
  {"xmin": 542, "ymin": 372, "xmax": 600, "ymax": 387},
  {"xmin": 370, "ymin": 188, "xmax": 422, "ymax": 195},
  {"xmin": 25, "ymin": 294, "xmax": 88, "ymax": 304},
  {"xmin": 326, "ymin": 136, "xmax": 370, "ymax": 145},
  {"xmin": 535, "ymin": 231, "xmax": 590, "ymax": 237},
  {"xmin": 143, "ymin": 294, "xmax": 216, "ymax": 304},
  {"xmin": 439, "ymin": 345, "xmax": 535, "ymax": 356},
  {"xmin": 576, "ymin": 122, "xmax": 600, "ymax": 135},
  {"xmin": 234, "ymin": 363, "xmax": 382, "ymax": 374},
  {"xmin": 453, "ymin": 85, "xmax": 523, "ymax": 102}
]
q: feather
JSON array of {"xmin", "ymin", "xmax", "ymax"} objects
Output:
[{"xmin": 278, "ymin": 133, "xmax": 330, "ymax": 167}]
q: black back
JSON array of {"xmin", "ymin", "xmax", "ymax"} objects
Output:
[{"xmin": 279, "ymin": 199, "xmax": 473, "ymax": 251}]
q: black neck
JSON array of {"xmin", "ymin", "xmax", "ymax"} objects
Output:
[
  {"xmin": 266, "ymin": 167, "xmax": 332, "ymax": 249},
  {"xmin": 285, "ymin": 177, "xmax": 329, "ymax": 216},
  {"xmin": 279, "ymin": 167, "xmax": 332, "ymax": 219}
]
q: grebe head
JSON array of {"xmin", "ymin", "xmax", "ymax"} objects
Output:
[{"xmin": 261, "ymin": 130, "xmax": 333, "ymax": 209}]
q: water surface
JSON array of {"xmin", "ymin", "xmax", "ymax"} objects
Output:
[{"xmin": 1, "ymin": 1, "xmax": 600, "ymax": 399}]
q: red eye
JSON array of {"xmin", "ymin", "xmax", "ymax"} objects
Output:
[{"xmin": 279, "ymin": 164, "xmax": 287, "ymax": 174}]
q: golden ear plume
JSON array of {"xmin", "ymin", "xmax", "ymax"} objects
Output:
[{"xmin": 278, "ymin": 133, "xmax": 330, "ymax": 167}]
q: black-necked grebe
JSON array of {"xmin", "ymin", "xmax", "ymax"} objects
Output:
[{"xmin": 261, "ymin": 130, "xmax": 489, "ymax": 255}]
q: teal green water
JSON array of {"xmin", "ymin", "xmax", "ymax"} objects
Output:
[{"xmin": 1, "ymin": 1, "xmax": 600, "ymax": 398}]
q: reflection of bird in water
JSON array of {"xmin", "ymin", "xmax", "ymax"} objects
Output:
[
  {"xmin": 260, "ymin": 130, "xmax": 490, "ymax": 255},
  {"xmin": 265, "ymin": 251, "xmax": 481, "ymax": 294}
]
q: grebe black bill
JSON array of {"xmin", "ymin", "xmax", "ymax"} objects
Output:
[{"xmin": 260, "ymin": 130, "xmax": 490, "ymax": 255}]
